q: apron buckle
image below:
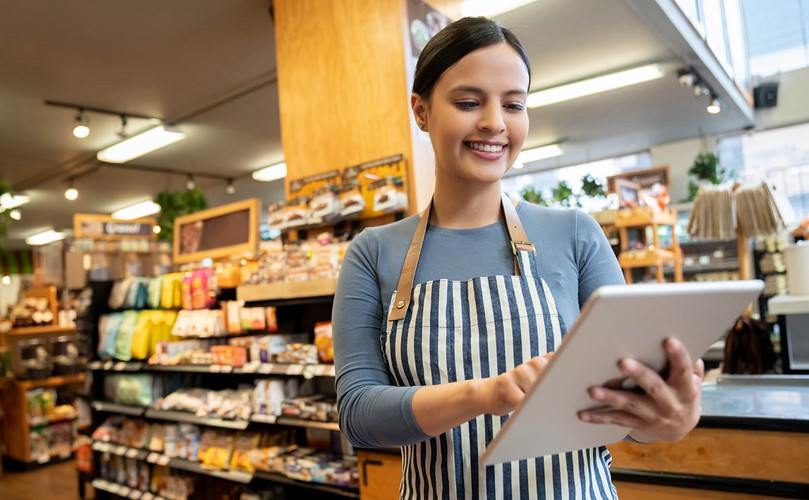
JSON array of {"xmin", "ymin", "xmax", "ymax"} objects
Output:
[{"xmin": 511, "ymin": 240, "xmax": 536, "ymax": 255}]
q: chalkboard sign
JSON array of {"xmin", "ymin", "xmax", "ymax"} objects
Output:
[{"xmin": 173, "ymin": 198, "xmax": 260, "ymax": 264}]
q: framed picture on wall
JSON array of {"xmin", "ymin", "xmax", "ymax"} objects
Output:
[
  {"xmin": 606, "ymin": 165, "xmax": 670, "ymax": 193},
  {"xmin": 615, "ymin": 178, "xmax": 641, "ymax": 209}
]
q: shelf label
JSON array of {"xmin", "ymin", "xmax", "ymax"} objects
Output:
[
  {"xmin": 115, "ymin": 446, "xmax": 127, "ymax": 456},
  {"xmin": 258, "ymin": 363, "xmax": 273, "ymax": 374},
  {"xmin": 114, "ymin": 362, "xmax": 127, "ymax": 371},
  {"xmin": 147, "ymin": 452, "xmax": 159, "ymax": 463},
  {"xmin": 209, "ymin": 364, "xmax": 222, "ymax": 373},
  {"xmin": 314, "ymin": 365, "xmax": 327, "ymax": 376},
  {"xmin": 142, "ymin": 493, "xmax": 154, "ymax": 500},
  {"xmin": 126, "ymin": 448, "xmax": 139, "ymax": 458},
  {"xmin": 252, "ymin": 414, "xmax": 277, "ymax": 424},
  {"xmin": 157, "ymin": 454, "xmax": 170, "ymax": 466},
  {"xmin": 36, "ymin": 454, "xmax": 50, "ymax": 464},
  {"xmin": 221, "ymin": 365, "xmax": 233, "ymax": 373},
  {"xmin": 103, "ymin": 361, "xmax": 114, "ymax": 370},
  {"xmin": 129, "ymin": 490, "xmax": 142, "ymax": 499},
  {"xmin": 242, "ymin": 362, "xmax": 259, "ymax": 373},
  {"xmin": 286, "ymin": 364, "xmax": 304, "ymax": 376},
  {"xmin": 109, "ymin": 484, "xmax": 122, "ymax": 494}
]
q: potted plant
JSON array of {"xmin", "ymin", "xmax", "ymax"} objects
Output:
[
  {"xmin": 687, "ymin": 152, "xmax": 727, "ymax": 200},
  {"xmin": 154, "ymin": 188, "xmax": 208, "ymax": 242}
]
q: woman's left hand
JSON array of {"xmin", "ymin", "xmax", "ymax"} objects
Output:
[{"xmin": 577, "ymin": 337, "xmax": 704, "ymax": 443}]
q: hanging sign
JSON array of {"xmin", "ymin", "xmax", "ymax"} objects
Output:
[{"xmin": 74, "ymin": 214, "xmax": 157, "ymax": 239}]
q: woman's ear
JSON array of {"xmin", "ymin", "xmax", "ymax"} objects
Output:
[{"xmin": 411, "ymin": 93, "xmax": 428, "ymax": 131}]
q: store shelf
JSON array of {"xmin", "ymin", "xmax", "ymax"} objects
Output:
[
  {"xmin": 17, "ymin": 373, "xmax": 85, "ymax": 390},
  {"xmin": 167, "ymin": 456, "xmax": 253, "ymax": 484},
  {"xmin": 618, "ymin": 250, "xmax": 677, "ymax": 269},
  {"xmin": 250, "ymin": 414, "xmax": 339, "ymax": 431},
  {"xmin": 92, "ymin": 441, "xmax": 150, "ymax": 461},
  {"xmin": 92, "ymin": 401, "xmax": 146, "ymax": 416},
  {"xmin": 144, "ymin": 409, "xmax": 249, "ymax": 430},
  {"xmin": 91, "ymin": 479, "xmax": 164, "ymax": 500},
  {"xmin": 4, "ymin": 325, "xmax": 78, "ymax": 336},
  {"xmin": 28, "ymin": 412, "xmax": 78, "ymax": 426},
  {"xmin": 614, "ymin": 209, "xmax": 678, "ymax": 228},
  {"xmin": 237, "ymin": 278, "xmax": 338, "ymax": 302},
  {"xmin": 253, "ymin": 471, "xmax": 360, "ymax": 498},
  {"xmin": 88, "ymin": 360, "xmax": 336, "ymax": 377}
]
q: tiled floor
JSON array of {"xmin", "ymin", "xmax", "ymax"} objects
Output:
[{"xmin": 0, "ymin": 459, "xmax": 87, "ymax": 499}]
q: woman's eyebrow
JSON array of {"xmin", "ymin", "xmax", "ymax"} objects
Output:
[{"xmin": 448, "ymin": 85, "xmax": 528, "ymax": 96}]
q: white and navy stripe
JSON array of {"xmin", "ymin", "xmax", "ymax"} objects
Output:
[{"xmin": 383, "ymin": 248, "xmax": 617, "ymax": 499}]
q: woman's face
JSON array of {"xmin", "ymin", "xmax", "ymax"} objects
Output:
[{"xmin": 413, "ymin": 42, "xmax": 530, "ymax": 187}]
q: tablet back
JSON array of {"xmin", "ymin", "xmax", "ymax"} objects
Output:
[{"xmin": 480, "ymin": 280, "xmax": 763, "ymax": 466}]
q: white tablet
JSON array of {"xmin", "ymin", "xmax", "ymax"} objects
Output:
[{"xmin": 480, "ymin": 280, "xmax": 763, "ymax": 466}]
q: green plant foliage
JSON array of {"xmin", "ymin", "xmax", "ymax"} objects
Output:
[
  {"xmin": 0, "ymin": 180, "xmax": 15, "ymax": 243},
  {"xmin": 580, "ymin": 174, "xmax": 606, "ymax": 198},
  {"xmin": 686, "ymin": 152, "xmax": 729, "ymax": 201},
  {"xmin": 154, "ymin": 188, "xmax": 208, "ymax": 241},
  {"xmin": 520, "ymin": 186, "xmax": 547, "ymax": 206},
  {"xmin": 552, "ymin": 180, "xmax": 579, "ymax": 208}
]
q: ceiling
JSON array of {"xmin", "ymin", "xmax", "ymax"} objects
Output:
[{"xmin": 0, "ymin": 0, "xmax": 754, "ymax": 249}]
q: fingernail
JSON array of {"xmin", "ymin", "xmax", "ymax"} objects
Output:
[
  {"xmin": 579, "ymin": 413, "xmax": 591, "ymax": 422},
  {"xmin": 590, "ymin": 388, "xmax": 605, "ymax": 400},
  {"xmin": 621, "ymin": 359, "xmax": 637, "ymax": 373}
]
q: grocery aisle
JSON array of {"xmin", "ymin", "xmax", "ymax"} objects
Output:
[{"xmin": 0, "ymin": 459, "xmax": 88, "ymax": 500}]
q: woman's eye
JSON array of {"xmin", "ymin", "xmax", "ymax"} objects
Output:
[
  {"xmin": 454, "ymin": 101, "xmax": 478, "ymax": 110},
  {"xmin": 505, "ymin": 102, "xmax": 526, "ymax": 111}
]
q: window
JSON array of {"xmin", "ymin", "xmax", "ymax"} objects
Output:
[{"xmin": 741, "ymin": 0, "xmax": 809, "ymax": 77}]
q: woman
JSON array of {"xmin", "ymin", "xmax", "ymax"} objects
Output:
[{"xmin": 333, "ymin": 16, "xmax": 702, "ymax": 499}]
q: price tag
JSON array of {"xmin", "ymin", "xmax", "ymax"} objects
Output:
[
  {"xmin": 157, "ymin": 454, "xmax": 170, "ymax": 466},
  {"xmin": 314, "ymin": 365, "xmax": 327, "ymax": 376},
  {"xmin": 126, "ymin": 448, "xmax": 139, "ymax": 458},
  {"xmin": 258, "ymin": 363, "xmax": 273, "ymax": 374},
  {"xmin": 129, "ymin": 490, "xmax": 142, "ymax": 499},
  {"xmin": 147, "ymin": 452, "xmax": 159, "ymax": 463},
  {"xmin": 221, "ymin": 365, "xmax": 233, "ymax": 373},
  {"xmin": 242, "ymin": 362, "xmax": 259, "ymax": 373},
  {"xmin": 142, "ymin": 493, "xmax": 154, "ymax": 500},
  {"xmin": 114, "ymin": 362, "xmax": 126, "ymax": 371},
  {"xmin": 59, "ymin": 452, "xmax": 72, "ymax": 460},
  {"xmin": 286, "ymin": 364, "xmax": 304, "ymax": 376},
  {"xmin": 109, "ymin": 484, "xmax": 121, "ymax": 494},
  {"xmin": 252, "ymin": 414, "xmax": 277, "ymax": 424},
  {"xmin": 303, "ymin": 365, "xmax": 316, "ymax": 379},
  {"xmin": 115, "ymin": 446, "xmax": 127, "ymax": 456},
  {"xmin": 36, "ymin": 454, "xmax": 50, "ymax": 464},
  {"xmin": 103, "ymin": 361, "xmax": 114, "ymax": 370},
  {"xmin": 119, "ymin": 487, "xmax": 131, "ymax": 497},
  {"xmin": 209, "ymin": 365, "xmax": 222, "ymax": 373}
]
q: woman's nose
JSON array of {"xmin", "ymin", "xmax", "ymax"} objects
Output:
[{"xmin": 478, "ymin": 105, "xmax": 506, "ymax": 134}]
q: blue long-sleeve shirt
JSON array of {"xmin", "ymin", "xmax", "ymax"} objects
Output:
[{"xmin": 332, "ymin": 202, "xmax": 625, "ymax": 448}]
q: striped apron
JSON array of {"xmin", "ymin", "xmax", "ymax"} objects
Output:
[{"xmin": 383, "ymin": 195, "xmax": 617, "ymax": 500}]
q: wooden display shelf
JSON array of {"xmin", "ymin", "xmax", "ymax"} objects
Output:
[
  {"xmin": 615, "ymin": 208, "xmax": 678, "ymax": 228},
  {"xmin": 3, "ymin": 325, "xmax": 77, "ymax": 337},
  {"xmin": 618, "ymin": 250, "xmax": 677, "ymax": 269},
  {"xmin": 17, "ymin": 373, "xmax": 85, "ymax": 390},
  {"xmin": 237, "ymin": 278, "xmax": 338, "ymax": 302}
]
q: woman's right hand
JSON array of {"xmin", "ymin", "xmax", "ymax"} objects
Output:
[{"xmin": 475, "ymin": 353, "xmax": 554, "ymax": 416}]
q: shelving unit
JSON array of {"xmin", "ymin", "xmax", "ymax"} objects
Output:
[{"xmin": 615, "ymin": 209, "xmax": 683, "ymax": 283}]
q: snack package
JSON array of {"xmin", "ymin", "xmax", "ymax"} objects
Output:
[
  {"xmin": 267, "ymin": 202, "xmax": 287, "ymax": 232},
  {"xmin": 181, "ymin": 272, "xmax": 194, "ymax": 311},
  {"xmin": 284, "ymin": 196, "xmax": 310, "ymax": 228},
  {"xmin": 309, "ymin": 184, "xmax": 340, "ymax": 223},
  {"xmin": 230, "ymin": 433, "xmax": 261, "ymax": 472},
  {"xmin": 314, "ymin": 321, "xmax": 334, "ymax": 363},
  {"xmin": 114, "ymin": 310, "xmax": 141, "ymax": 361},
  {"xmin": 339, "ymin": 180, "xmax": 365, "ymax": 217}
]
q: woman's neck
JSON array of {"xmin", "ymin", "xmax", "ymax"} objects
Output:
[{"xmin": 430, "ymin": 182, "xmax": 504, "ymax": 229}]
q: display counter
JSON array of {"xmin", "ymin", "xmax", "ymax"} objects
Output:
[
  {"xmin": 359, "ymin": 375, "xmax": 809, "ymax": 499},
  {"xmin": 768, "ymin": 295, "xmax": 809, "ymax": 373}
]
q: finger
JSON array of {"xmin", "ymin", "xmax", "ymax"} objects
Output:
[
  {"xmin": 588, "ymin": 385, "xmax": 658, "ymax": 423},
  {"xmin": 512, "ymin": 358, "xmax": 545, "ymax": 392},
  {"xmin": 694, "ymin": 358, "xmax": 705, "ymax": 379},
  {"xmin": 664, "ymin": 338, "xmax": 695, "ymax": 387},
  {"xmin": 578, "ymin": 408, "xmax": 645, "ymax": 429},
  {"xmin": 618, "ymin": 358, "xmax": 677, "ymax": 413}
]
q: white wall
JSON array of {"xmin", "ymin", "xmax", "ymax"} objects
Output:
[{"xmin": 650, "ymin": 136, "xmax": 715, "ymax": 203}]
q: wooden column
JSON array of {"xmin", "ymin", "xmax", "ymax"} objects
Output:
[{"xmin": 273, "ymin": 0, "xmax": 459, "ymax": 214}]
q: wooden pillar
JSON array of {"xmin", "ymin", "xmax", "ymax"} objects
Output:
[{"xmin": 273, "ymin": 0, "xmax": 460, "ymax": 215}]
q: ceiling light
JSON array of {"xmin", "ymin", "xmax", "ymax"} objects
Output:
[
  {"xmin": 677, "ymin": 69, "xmax": 698, "ymax": 88},
  {"xmin": 186, "ymin": 174, "xmax": 196, "ymax": 190},
  {"xmin": 111, "ymin": 200, "xmax": 160, "ymax": 220},
  {"xmin": 706, "ymin": 97, "xmax": 722, "ymax": 114},
  {"xmin": 65, "ymin": 181, "xmax": 79, "ymax": 201},
  {"xmin": 9, "ymin": 209, "xmax": 21, "ymax": 220},
  {"xmin": 461, "ymin": 0, "xmax": 537, "ymax": 17},
  {"xmin": 1, "ymin": 275, "xmax": 10, "ymax": 285},
  {"xmin": 25, "ymin": 229, "xmax": 66, "ymax": 246},
  {"xmin": 226, "ymin": 179, "xmax": 236, "ymax": 195},
  {"xmin": 513, "ymin": 144, "xmax": 564, "ymax": 169},
  {"xmin": 693, "ymin": 84, "xmax": 710, "ymax": 98},
  {"xmin": 73, "ymin": 111, "xmax": 90, "ymax": 138},
  {"xmin": 252, "ymin": 162, "xmax": 287, "ymax": 182},
  {"xmin": 153, "ymin": 225, "xmax": 161, "ymax": 234},
  {"xmin": 97, "ymin": 125, "xmax": 186, "ymax": 163},
  {"xmin": 0, "ymin": 193, "xmax": 29, "ymax": 210},
  {"xmin": 527, "ymin": 64, "xmax": 666, "ymax": 108}
]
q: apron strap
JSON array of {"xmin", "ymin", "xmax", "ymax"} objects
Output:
[{"xmin": 387, "ymin": 193, "xmax": 535, "ymax": 322}]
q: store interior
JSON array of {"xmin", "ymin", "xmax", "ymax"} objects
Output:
[{"xmin": 1, "ymin": 0, "xmax": 809, "ymax": 499}]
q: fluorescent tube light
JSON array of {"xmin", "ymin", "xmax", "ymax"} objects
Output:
[
  {"xmin": 252, "ymin": 162, "xmax": 287, "ymax": 182},
  {"xmin": 513, "ymin": 144, "xmax": 564, "ymax": 169},
  {"xmin": 111, "ymin": 200, "xmax": 161, "ymax": 220},
  {"xmin": 462, "ymin": 0, "xmax": 537, "ymax": 17},
  {"xmin": 25, "ymin": 229, "xmax": 66, "ymax": 246},
  {"xmin": 0, "ymin": 193, "xmax": 30, "ymax": 210},
  {"xmin": 97, "ymin": 125, "xmax": 186, "ymax": 163},
  {"xmin": 527, "ymin": 64, "xmax": 666, "ymax": 108}
]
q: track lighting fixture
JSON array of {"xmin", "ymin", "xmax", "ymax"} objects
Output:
[
  {"xmin": 693, "ymin": 84, "xmax": 710, "ymax": 99},
  {"xmin": 186, "ymin": 174, "xmax": 196, "ymax": 190},
  {"xmin": 706, "ymin": 97, "xmax": 721, "ymax": 114},
  {"xmin": 65, "ymin": 179, "xmax": 78, "ymax": 201},
  {"xmin": 118, "ymin": 114, "xmax": 129, "ymax": 138},
  {"xmin": 73, "ymin": 111, "xmax": 90, "ymax": 138},
  {"xmin": 226, "ymin": 179, "xmax": 236, "ymax": 195}
]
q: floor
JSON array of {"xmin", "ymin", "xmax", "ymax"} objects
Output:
[{"xmin": 0, "ymin": 459, "xmax": 88, "ymax": 500}]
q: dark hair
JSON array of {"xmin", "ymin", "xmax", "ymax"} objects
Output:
[{"xmin": 412, "ymin": 17, "xmax": 531, "ymax": 101}]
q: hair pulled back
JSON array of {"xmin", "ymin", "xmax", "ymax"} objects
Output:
[{"xmin": 412, "ymin": 17, "xmax": 531, "ymax": 101}]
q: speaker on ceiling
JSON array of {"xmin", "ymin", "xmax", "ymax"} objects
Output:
[{"xmin": 753, "ymin": 83, "xmax": 779, "ymax": 109}]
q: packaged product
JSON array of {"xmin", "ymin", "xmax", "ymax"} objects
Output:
[
  {"xmin": 230, "ymin": 432, "xmax": 261, "ymax": 472},
  {"xmin": 114, "ymin": 310, "xmax": 141, "ymax": 361},
  {"xmin": 267, "ymin": 202, "xmax": 286, "ymax": 232},
  {"xmin": 114, "ymin": 373, "xmax": 158, "ymax": 407},
  {"xmin": 314, "ymin": 321, "xmax": 334, "ymax": 363},
  {"xmin": 309, "ymin": 184, "xmax": 340, "ymax": 222},
  {"xmin": 181, "ymin": 272, "xmax": 194, "ymax": 311},
  {"xmin": 283, "ymin": 196, "xmax": 309, "ymax": 228},
  {"xmin": 98, "ymin": 313, "xmax": 123, "ymax": 360},
  {"xmin": 338, "ymin": 180, "xmax": 365, "ymax": 217},
  {"xmin": 108, "ymin": 279, "xmax": 132, "ymax": 310}
]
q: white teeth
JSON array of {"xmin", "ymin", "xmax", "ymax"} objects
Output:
[{"xmin": 469, "ymin": 142, "xmax": 503, "ymax": 153}]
